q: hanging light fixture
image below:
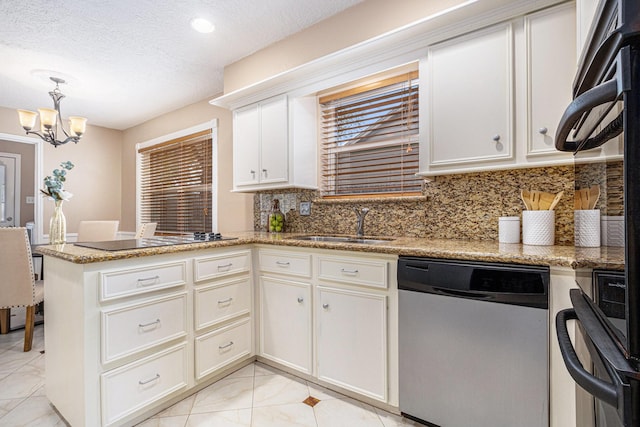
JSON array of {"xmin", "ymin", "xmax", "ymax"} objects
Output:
[{"xmin": 17, "ymin": 76, "xmax": 87, "ymax": 148}]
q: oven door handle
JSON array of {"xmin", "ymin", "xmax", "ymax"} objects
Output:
[
  {"xmin": 556, "ymin": 308, "xmax": 618, "ymax": 407},
  {"xmin": 554, "ymin": 78, "xmax": 619, "ymax": 152}
]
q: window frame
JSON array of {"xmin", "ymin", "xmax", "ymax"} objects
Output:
[{"xmin": 135, "ymin": 120, "xmax": 218, "ymax": 234}]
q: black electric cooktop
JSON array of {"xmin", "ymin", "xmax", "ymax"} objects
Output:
[{"xmin": 74, "ymin": 233, "xmax": 237, "ymax": 251}]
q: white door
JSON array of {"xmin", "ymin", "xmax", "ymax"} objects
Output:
[{"xmin": 0, "ymin": 153, "xmax": 20, "ymax": 227}]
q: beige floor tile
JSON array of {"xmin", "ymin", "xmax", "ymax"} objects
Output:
[
  {"xmin": 190, "ymin": 377, "xmax": 254, "ymax": 414},
  {"xmin": 186, "ymin": 409, "xmax": 252, "ymax": 427},
  {"xmin": 252, "ymin": 372, "xmax": 310, "ymax": 408},
  {"xmin": 0, "ymin": 395, "xmax": 65, "ymax": 426},
  {"xmin": 154, "ymin": 394, "xmax": 196, "ymax": 418},
  {"xmin": 251, "ymin": 402, "xmax": 317, "ymax": 427},
  {"xmin": 0, "ymin": 364, "xmax": 45, "ymax": 400},
  {"xmin": 225, "ymin": 364, "xmax": 255, "ymax": 380},
  {"xmin": 314, "ymin": 397, "xmax": 384, "ymax": 427},
  {"xmin": 375, "ymin": 408, "xmax": 424, "ymax": 427},
  {"xmin": 136, "ymin": 414, "xmax": 189, "ymax": 427}
]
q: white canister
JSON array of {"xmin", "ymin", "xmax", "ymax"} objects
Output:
[
  {"xmin": 575, "ymin": 210, "xmax": 601, "ymax": 247},
  {"xmin": 601, "ymin": 215, "xmax": 624, "ymax": 247},
  {"xmin": 522, "ymin": 210, "xmax": 555, "ymax": 246},
  {"xmin": 498, "ymin": 216, "xmax": 520, "ymax": 244}
]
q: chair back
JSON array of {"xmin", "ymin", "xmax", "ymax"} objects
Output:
[
  {"xmin": 135, "ymin": 222, "xmax": 157, "ymax": 239},
  {"xmin": 77, "ymin": 220, "xmax": 119, "ymax": 242},
  {"xmin": 0, "ymin": 228, "xmax": 38, "ymax": 308}
]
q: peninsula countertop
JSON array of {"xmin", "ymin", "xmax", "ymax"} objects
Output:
[{"xmin": 34, "ymin": 231, "xmax": 625, "ymax": 270}]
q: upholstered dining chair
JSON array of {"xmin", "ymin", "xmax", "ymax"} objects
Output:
[
  {"xmin": 134, "ymin": 222, "xmax": 157, "ymax": 239},
  {"xmin": 76, "ymin": 220, "xmax": 119, "ymax": 242},
  {"xmin": 0, "ymin": 227, "xmax": 45, "ymax": 352}
]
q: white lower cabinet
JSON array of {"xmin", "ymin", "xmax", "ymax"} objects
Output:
[
  {"xmin": 195, "ymin": 317, "xmax": 252, "ymax": 380},
  {"xmin": 260, "ymin": 276, "xmax": 312, "ymax": 374},
  {"xmin": 101, "ymin": 343, "xmax": 188, "ymax": 426},
  {"xmin": 45, "ymin": 247, "xmax": 254, "ymax": 427},
  {"xmin": 257, "ymin": 246, "xmax": 397, "ymax": 406},
  {"xmin": 317, "ymin": 286, "xmax": 387, "ymax": 401}
]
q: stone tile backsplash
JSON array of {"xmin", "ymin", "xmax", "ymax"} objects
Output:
[{"xmin": 254, "ymin": 161, "xmax": 624, "ymax": 245}]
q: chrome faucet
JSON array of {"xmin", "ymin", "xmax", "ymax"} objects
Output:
[{"xmin": 354, "ymin": 208, "xmax": 370, "ymax": 238}]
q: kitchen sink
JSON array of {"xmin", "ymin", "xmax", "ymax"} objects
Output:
[{"xmin": 290, "ymin": 235, "xmax": 394, "ymax": 244}]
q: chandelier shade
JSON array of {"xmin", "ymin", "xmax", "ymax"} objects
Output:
[{"xmin": 17, "ymin": 76, "xmax": 87, "ymax": 147}]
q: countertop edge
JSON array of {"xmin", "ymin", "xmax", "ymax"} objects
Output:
[{"xmin": 34, "ymin": 232, "xmax": 625, "ymax": 270}]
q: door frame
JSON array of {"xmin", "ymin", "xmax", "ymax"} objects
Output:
[
  {"xmin": 0, "ymin": 152, "xmax": 21, "ymax": 227},
  {"xmin": 0, "ymin": 133, "xmax": 43, "ymax": 243}
]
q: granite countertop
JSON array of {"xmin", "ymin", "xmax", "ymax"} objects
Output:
[{"xmin": 34, "ymin": 231, "xmax": 625, "ymax": 270}]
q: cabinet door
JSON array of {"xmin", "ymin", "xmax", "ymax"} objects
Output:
[
  {"xmin": 259, "ymin": 96, "xmax": 289, "ymax": 185},
  {"xmin": 233, "ymin": 104, "xmax": 260, "ymax": 187},
  {"xmin": 260, "ymin": 276, "xmax": 312, "ymax": 374},
  {"xmin": 427, "ymin": 23, "xmax": 513, "ymax": 167},
  {"xmin": 526, "ymin": 3, "xmax": 576, "ymax": 156},
  {"xmin": 317, "ymin": 286, "xmax": 387, "ymax": 401}
]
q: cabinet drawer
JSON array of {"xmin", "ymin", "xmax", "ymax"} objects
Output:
[
  {"xmin": 100, "ymin": 261, "xmax": 187, "ymax": 302},
  {"xmin": 101, "ymin": 293, "xmax": 187, "ymax": 363},
  {"xmin": 194, "ymin": 250, "xmax": 251, "ymax": 282},
  {"xmin": 195, "ymin": 317, "xmax": 252, "ymax": 380},
  {"xmin": 259, "ymin": 249, "xmax": 312, "ymax": 278},
  {"xmin": 317, "ymin": 255, "xmax": 388, "ymax": 289},
  {"xmin": 195, "ymin": 278, "xmax": 251, "ymax": 331},
  {"xmin": 101, "ymin": 343, "xmax": 188, "ymax": 426}
]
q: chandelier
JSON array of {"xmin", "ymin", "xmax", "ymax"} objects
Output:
[{"xmin": 17, "ymin": 77, "xmax": 87, "ymax": 148}]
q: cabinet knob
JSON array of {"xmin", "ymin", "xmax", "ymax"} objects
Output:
[
  {"xmin": 538, "ymin": 127, "xmax": 548, "ymax": 135},
  {"xmin": 250, "ymin": 170, "xmax": 256, "ymax": 177},
  {"xmin": 492, "ymin": 134, "xmax": 501, "ymax": 142},
  {"xmin": 322, "ymin": 303, "xmax": 329, "ymax": 309},
  {"xmin": 297, "ymin": 297, "xmax": 304, "ymax": 303},
  {"xmin": 262, "ymin": 169, "xmax": 268, "ymax": 177}
]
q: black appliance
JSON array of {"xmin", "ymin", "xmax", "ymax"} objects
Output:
[
  {"xmin": 555, "ymin": 0, "xmax": 640, "ymax": 426},
  {"xmin": 74, "ymin": 233, "xmax": 236, "ymax": 251}
]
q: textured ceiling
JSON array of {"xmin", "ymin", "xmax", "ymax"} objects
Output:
[{"xmin": 0, "ymin": 0, "xmax": 363, "ymax": 130}]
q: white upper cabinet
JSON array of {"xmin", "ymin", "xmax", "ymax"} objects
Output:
[
  {"xmin": 425, "ymin": 23, "xmax": 514, "ymax": 170},
  {"xmin": 525, "ymin": 2, "xmax": 576, "ymax": 158},
  {"xmin": 232, "ymin": 95, "xmax": 317, "ymax": 192},
  {"xmin": 233, "ymin": 95, "xmax": 288, "ymax": 189}
]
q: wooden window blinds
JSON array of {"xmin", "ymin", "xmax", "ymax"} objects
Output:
[
  {"xmin": 138, "ymin": 129, "xmax": 213, "ymax": 234},
  {"xmin": 320, "ymin": 72, "xmax": 421, "ymax": 197}
]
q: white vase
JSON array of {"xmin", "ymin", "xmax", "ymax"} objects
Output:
[{"xmin": 49, "ymin": 200, "xmax": 67, "ymax": 244}]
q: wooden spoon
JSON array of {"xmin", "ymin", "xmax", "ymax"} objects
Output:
[
  {"xmin": 574, "ymin": 190, "xmax": 582, "ymax": 210},
  {"xmin": 548, "ymin": 191, "xmax": 564, "ymax": 210},
  {"xmin": 520, "ymin": 189, "xmax": 532, "ymax": 210},
  {"xmin": 589, "ymin": 185, "xmax": 600, "ymax": 209},
  {"xmin": 530, "ymin": 190, "xmax": 541, "ymax": 210},
  {"xmin": 581, "ymin": 188, "xmax": 591, "ymax": 210}
]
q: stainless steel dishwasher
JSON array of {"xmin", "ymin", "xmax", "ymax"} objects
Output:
[{"xmin": 398, "ymin": 257, "xmax": 549, "ymax": 427}]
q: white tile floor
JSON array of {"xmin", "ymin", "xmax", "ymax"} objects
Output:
[{"xmin": 0, "ymin": 325, "xmax": 421, "ymax": 427}]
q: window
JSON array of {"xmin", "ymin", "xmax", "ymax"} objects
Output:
[
  {"xmin": 320, "ymin": 71, "xmax": 421, "ymax": 197},
  {"xmin": 138, "ymin": 129, "xmax": 213, "ymax": 234}
]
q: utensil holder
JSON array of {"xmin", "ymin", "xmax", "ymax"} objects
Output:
[
  {"xmin": 601, "ymin": 215, "xmax": 624, "ymax": 247},
  {"xmin": 498, "ymin": 216, "xmax": 520, "ymax": 244},
  {"xmin": 575, "ymin": 210, "xmax": 601, "ymax": 247},
  {"xmin": 522, "ymin": 210, "xmax": 555, "ymax": 246}
]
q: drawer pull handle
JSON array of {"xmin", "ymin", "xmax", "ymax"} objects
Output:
[
  {"xmin": 276, "ymin": 261, "xmax": 290, "ymax": 267},
  {"xmin": 137, "ymin": 275, "xmax": 160, "ymax": 286},
  {"xmin": 138, "ymin": 319, "xmax": 161, "ymax": 328},
  {"xmin": 218, "ymin": 297, "xmax": 233, "ymax": 305},
  {"xmin": 138, "ymin": 374, "xmax": 160, "ymax": 385},
  {"xmin": 217, "ymin": 263, "xmax": 233, "ymax": 271},
  {"xmin": 297, "ymin": 297, "xmax": 304, "ymax": 303},
  {"xmin": 340, "ymin": 268, "xmax": 359, "ymax": 275},
  {"xmin": 219, "ymin": 341, "xmax": 234, "ymax": 350},
  {"xmin": 322, "ymin": 303, "xmax": 329, "ymax": 309}
]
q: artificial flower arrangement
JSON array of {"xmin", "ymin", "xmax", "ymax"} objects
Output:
[{"xmin": 41, "ymin": 161, "xmax": 74, "ymax": 202}]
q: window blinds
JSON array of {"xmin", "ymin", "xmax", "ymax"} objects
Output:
[
  {"xmin": 320, "ymin": 72, "xmax": 421, "ymax": 197},
  {"xmin": 138, "ymin": 129, "xmax": 213, "ymax": 234}
]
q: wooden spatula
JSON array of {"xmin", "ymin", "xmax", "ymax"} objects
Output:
[
  {"xmin": 581, "ymin": 188, "xmax": 591, "ymax": 210},
  {"xmin": 588, "ymin": 185, "xmax": 600, "ymax": 209},
  {"xmin": 520, "ymin": 189, "xmax": 532, "ymax": 210},
  {"xmin": 530, "ymin": 190, "xmax": 541, "ymax": 210},
  {"xmin": 548, "ymin": 191, "xmax": 564, "ymax": 210},
  {"xmin": 574, "ymin": 190, "xmax": 582, "ymax": 210}
]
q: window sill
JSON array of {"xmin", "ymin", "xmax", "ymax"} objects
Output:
[{"xmin": 315, "ymin": 195, "xmax": 427, "ymax": 204}]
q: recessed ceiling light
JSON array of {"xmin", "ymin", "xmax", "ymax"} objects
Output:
[{"xmin": 190, "ymin": 18, "xmax": 215, "ymax": 34}]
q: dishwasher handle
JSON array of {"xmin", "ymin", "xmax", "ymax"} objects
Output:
[{"xmin": 432, "ymin": 287, "xmax": 493, "ymax": 301}]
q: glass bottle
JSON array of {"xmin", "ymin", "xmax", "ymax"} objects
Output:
[{"xmin": 268, "ymin": 199, "xmax": 285, "ymax": 232}]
